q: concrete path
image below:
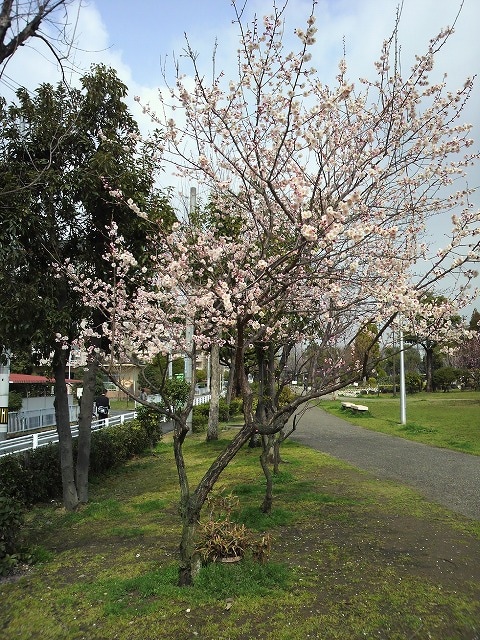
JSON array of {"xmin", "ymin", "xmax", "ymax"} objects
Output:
[{"xmin": 290, "ymin": 404, "xmax": 480, "ymax": 521}]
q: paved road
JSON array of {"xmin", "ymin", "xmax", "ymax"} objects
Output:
[{"xmin": 290, "ymin": 404, "xmax": 480, "ymax": 521}]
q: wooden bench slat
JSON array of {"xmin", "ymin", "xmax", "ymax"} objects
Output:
[{"xmin": 341, "ymin": 402, "xmax": 368, "ymax": 412}]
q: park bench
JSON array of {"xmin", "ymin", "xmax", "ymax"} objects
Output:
[{"xmin": 341, "ymin": 401, "xmax": 369, "ymax": 413}]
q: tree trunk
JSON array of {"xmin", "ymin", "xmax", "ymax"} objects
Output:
[
  {"xmin": 178, "ymin": 498, "xmax": 201, "ymax": 586},
  {"xmin": 226, "ymin": 347, "xmax": 235, "ymax": 409},
  {"xmin": 425, "ymin": 347, "xmax": 434, "ymax": 392},
  {"xmin": 53, "ymin": 348, "xmax": 79, "ymax": 511},
  {"xmin": 273, "ymin": 436, "xmax": 280, "ymax": 474},
  {"xmin": 173, "ymin": 418, "xmax": 195, "ymax": 586},
  {"xmin": 260, "ymin": 436, "xmax": 273, "ymax": 514},
  {"xmin": 174, "ymin": 327, "xmax": 254, "ymax": 586},
  {"xmin": 75, "ymin": 357, "xmax": 98, "ymax": 503},
  {"xmin": 174, "ymin": 416, "xmax": 253, "ymax": 585},
  {"xmin": 207, "ymin": 341, "xmax": 220, "ymax": 441},
  {"xmin": 233, "ymin": 329, "xmax": 245, "ymax": 398}
]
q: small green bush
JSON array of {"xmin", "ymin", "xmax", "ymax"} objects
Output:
[
  {"xmin": 0, "ymin": 454, "xmax": 29, "ymax": 501},
  {"xmin": 0, "ymin": 419, "xmax": 161, "ymax": 506},
  {"xmin": 0, "ymin": 494, "xmax": 25, "ymax": 576},
  {"xmin": 405, "ymin": 372, "xmax": 423, "ymax": 394},
  {"xmin": 192, "ymin": 398, "xmax": 244, "ymax": 433},
  {"xmin": 378, "ymin": 384, "xmax": 394, "ymax": 394},
  {"xmin": 192, "ymin": 405, "xmax": 208, "ymax": 433},
  {"xmin": 135, "ymin": 404, "xmax": 164, "ymax": 447},
  {"xmin": 229, "ymin": 397, "xmax": 243, "ymax": 415},
  {"xmin": 8, "ymin": 391, "xmax": 23, "ymax": 412},
  {"xmin": 277, "ymin": 386, "xmax": 295, "ymax": 407},
  {"xmin": 23, "ymin": 445, "xmax": 62, "ymax": 503},
  {"xmin": 89, "ymin": 420, "xmax": 154, "ymax": 474}
]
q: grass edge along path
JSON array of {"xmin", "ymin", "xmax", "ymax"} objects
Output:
[
  {"xmin": 1, "ymin": 428, "xmax": 479, "ymax": 639},
  {"xmin": 318, "ymin": 390, "xmax": 480, "ymax": 456}
]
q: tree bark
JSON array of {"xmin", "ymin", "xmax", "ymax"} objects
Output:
[
  {"xmin": 174, "ymin": 417, "xmax": 253, "ymax": 585},
  {"xmin": 207, "ymin": 341, "xmax": 220, "ymax": 441},
  {"xmin": 225, "ymin": 345, "xmax": 235, "ymax": 409},
  {"xmin": 178, "ymin": 498, "xmax": 201, "ymax": 586},
  {"xmin": 173, "ymin": 418, "xmax": 195, "ymax": 585},
  {"xmin": 75, "ymin": 357, "xmax": 98, "ymax": 503},
  {"xmin": 273, "ymin": 436, "xmax": 280, "ymax": 474},
  {"xmin": 425, "ymin": 347, "xmax": 434, "ymax": 392},
  {"xmin": 53, "ymin": 347, "xmax": 79, "ymax": 511},
  {"xmin": 233, "ymin": 327, "xmax": 245, "ymax": 398},
  {"xmin": 260, "ymin": 436, "xmax": 273, "ymax": 514}
]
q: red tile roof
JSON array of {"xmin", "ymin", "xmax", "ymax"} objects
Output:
[{"xmin": 9, "ymin": 373, "xmax": 81, "ymax": 384}]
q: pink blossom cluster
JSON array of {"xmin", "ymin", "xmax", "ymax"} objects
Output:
[{"xmin": 68, "ymin": 1, "xmax": 479, "ymax": 385}]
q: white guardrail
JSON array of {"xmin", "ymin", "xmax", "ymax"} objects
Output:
[
  {"xmin": 0, "ymin": 412, "xmax": 137, "ymax": 458},
  {"xmin": 0, "ymin": 394, "xmax": 212, "ymax": 458}
]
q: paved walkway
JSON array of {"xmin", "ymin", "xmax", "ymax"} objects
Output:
[{"xmin": 290, "ymin": 404, "xmax": 480, "ymax": 521}]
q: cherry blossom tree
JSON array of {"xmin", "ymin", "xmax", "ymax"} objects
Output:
[
  {"xmin": 70, "ymin": 1, "xmax": 479, "ymax": 585},
  {"xmin": 404, "ymin": 295, "xmax": 466, "ymax": 391},
  {"xmin": 453, "ymin": 308, "xmax": 480, "ymax": 389}
]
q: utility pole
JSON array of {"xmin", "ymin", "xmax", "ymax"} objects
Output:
[
  {"xmin": 0, "ymin": 351, "xmax": 11, "ymax": 441},
  {"xmin": 185, "ymin": 321, "xmax": 194, "ymax": 432},
  {"xmin": 184, "ymin": 186, "xmax": 197, "ymax": 431}
]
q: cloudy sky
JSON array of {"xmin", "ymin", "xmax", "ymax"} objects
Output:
[
  {"xmin": 1, "ymin": 0, "xmax": 479, "ymax": 306},
  {"xmin": 2, "ymin": 0, "xmax": 478, "ymax": 135}
]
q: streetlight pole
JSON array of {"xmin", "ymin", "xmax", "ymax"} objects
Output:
[{"xmin": 399, "ymin": 320, "xmax": 407, "ymax": 425}]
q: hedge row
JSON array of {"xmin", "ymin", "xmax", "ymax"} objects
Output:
[
  {"xmin": 192, "ymin": 397, "xmax": 243, "ymax": 433},
  {"xmin": 0, "ymin": 418, "xmax": 162, "ymax": 506}
]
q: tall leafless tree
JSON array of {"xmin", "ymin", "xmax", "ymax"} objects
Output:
[{"xmin": 0, "ymin": 0, "xmax": 76, "ymax": 75}]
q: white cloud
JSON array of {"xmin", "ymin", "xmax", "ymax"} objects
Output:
[{"xmin": 1, "ymin": 0, "xmax": 478, "ymax": 303}]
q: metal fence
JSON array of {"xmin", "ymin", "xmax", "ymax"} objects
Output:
[
  {"xmin": 0, "ymin": 393, "xmax": 212, "ymax": 457},
  {"xmin": 340, "ymin": 387, "xmax": 379, "ymax": 397},
  {"xmin": 0, "ymin": 412, "xmax": 137, "ymax": 458},
  {"xmin": 8, "ymin": 405, "xmax": 80, "ymax": 434},
  {"xmin": 146, "ymin": 393, "xmax": 211, "ymax": 406}
]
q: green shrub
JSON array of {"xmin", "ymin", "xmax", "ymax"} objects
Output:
[
  {"xmin": 218, "ymin": 398, "xmax": 230, "ymax": 422},
  {"xmin": 433, "ymin": 367, "xmax": 461, "ymax": 392},
  {"xmin": 0, "ymin": 455, "xmax": 29, "ymax": 501},
  {"xmin": 277, "ymin": 386, "xmax": 295, "ymax": 407},
  {"xmin": 0, "ymin": 419, "xmax": 161, "ymax": 506},
  {"xmin": 0, "ymin": 494, "xmax": 25, "ymax": 576},
  {"xmin": 192, "ymin": 398, "xmax": 244, "ymax": 433},
  {"xmin": 23, "ymin": 445, "xmax": 62, "ymax": 503},
  {"xmin": 192, "ymin": 405, "xmax": 208, "ymax": 433},
  {"xmin": 405, "ymin": 372, "xmax": 423, "ymax": 394},
  {"xmin": 229, "ymin": 397, "xmax": 243, "ymax": 416},
  {"xmin": 378, "ymin": 384, "xmax": 394, "ymax": 394},
  {"xmin": 89, "ymin": 420, "xmax": 153, "ymax": 474},
  {"xmin": 135, "ymin": 404, "xmax": 163, "ymax": 447},
  {"xmin": 8, "ymin": 391, "xmax": 23, "ymax": 412}
]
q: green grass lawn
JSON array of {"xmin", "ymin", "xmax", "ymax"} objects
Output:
[
  {"xmin": 319, "ymin": 390, "xmax": 480, "ymax": 455},
  {"xmin": 110, "ymin": 398, "xmax": 138, "ymax": 411},
  {"xmin": 1, "ymin": 429, "xmax": 479, "ymax": 639}
]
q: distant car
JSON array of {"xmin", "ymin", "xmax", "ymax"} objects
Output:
[{"xmin": 291, "ymin": 380, "xmax": 298, "ymax": 385}]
